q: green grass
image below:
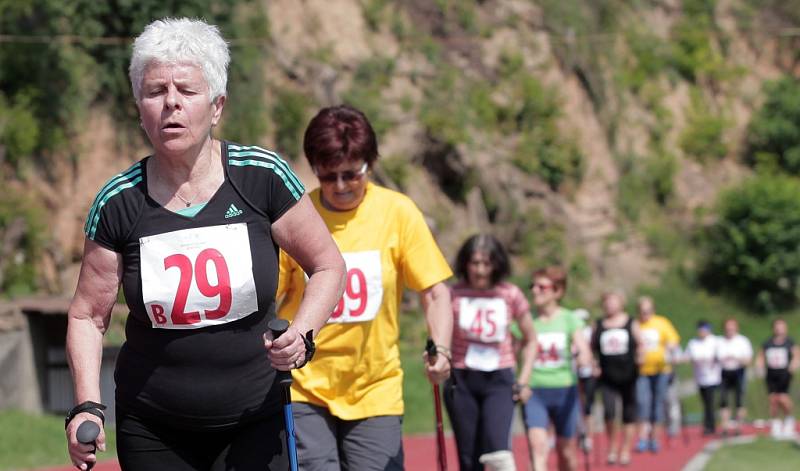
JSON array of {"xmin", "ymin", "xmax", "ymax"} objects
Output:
[
  {"xmin": 703, "ymin": 437, "xmax": 800, "ymax": 470},
  {"xmin": 0, "ymin": 410, "xmax": 116, "ymax": 471},
  {"xmin": 399, "ymin": 309, "xmax": 452, "ymax": 434}
]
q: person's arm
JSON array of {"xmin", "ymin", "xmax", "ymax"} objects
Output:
[
  {"xmin": 631, "ymin": 319, "xmax": 645, "ymax": 365},
  {"xmin": 269, "ymin": 195, "xmax": 346, "ymax": 370},
  {"xmin": 420, "ymin": 281, "xmax": 453, "ymax": 384},
  {"xmin": 790, "ymin": 345, "xmax": 800, "ymax": 373},
  {"xmin": 755, "ymin": 347, "xmax": 765, "ymax": 376},
  {"xmin": 513, "ymin": 311, "xmax": 537, "ymax": 402},
  {"xmin": 573, "ymin": 326, "xmax": 593, "ymax": 371},
  {"xmin": 742, "ymin": 338, "xmax": 754, "ymax": 366},
  {"xmin": 665, "ymin": 321, "xmax": 681, "ymax": 364},
  {"xmin": 65, "ymin": 239, "xmax": 122, "ymax": 469}
]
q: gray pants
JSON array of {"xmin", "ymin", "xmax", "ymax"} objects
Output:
[{"xmin": 294, "ymin": 402, "xmax": 404, "ymax": 471}]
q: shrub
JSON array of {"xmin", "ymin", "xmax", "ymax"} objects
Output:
[
  {"xmin": 703, "ymin": 175, "xmax": 800, "ymax": 311},
  {"xmin": 271, "ymin": 89, "xmax": 310, "ymax": 160},
  {"xmin": 679, "ymin": 90, "xmax": 729, "ymax": 162},
  {"xmin": 0, "ymin": 194, "xmax": 47, "ymax": 296},
  {"xmin": 746, "ymin": 77, "xmax": 800, "ymax": 175}
]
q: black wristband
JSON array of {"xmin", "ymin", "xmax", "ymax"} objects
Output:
[
  {"xmin": 297, "ymin": 329, "xmax": 315, "ymax": 368},
  {"xmin": 65, "ymin": 401, "xmax": 107, "ymax": 429}
]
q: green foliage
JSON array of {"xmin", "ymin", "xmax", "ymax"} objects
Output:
[
  {"xmin": 219, "ymin": 2, "xmax": 271, "ymax": 146},
  {"xmin": 0, "ymin": 193, "xmax": 47, "ymax": 296},
  {"xmin": 271, "ymin": 89, "xmax": 310, "ymax": 160},
  {"xmin": 419, "ymin": 67, "xmax": 471, "ymax": 145},
  {"xmin": 616, "ymin": 152, "xmax": 676, "ymax": 221},
  {"xmin": 0, "ymin": 92, "xmax": 40, "ymax": 169},
  {"xmin": 703, "ymin": 175, "xmax": 800, "ymax": 312},
  {"xmin": 746, "ymin": 77, "xmax": 800, "ymax": 175},
  {"xmin": 512, "ymin": 128, "xmax": 584, "ymax": 191},
  {"xmin": 667, "ymin": 0, "xmax": 736, "ymax": 84},
  {"xmin": 679, "ymin": 89, "xmax": 729, "ymax": 162},
  {"xmin": 513, "ymin": 207, "xmax": 567, "ymax": 269},
  {"xmin": 361, "ymin": 0, "xmax": 390, "ymax": 31},
  {"xmin": 342, "ymin": 57, "xmax": 396, "ymax": 137},
  {"xmin": 494, "ymin": 69, "xmax": 584, "ymax": 192},
  {"xmin": 380, "ymin": 155, "xmax": 410, "ymax": 191},
  {"xmin": 0, "ymin": 1, "xmax": 268, "ymax": 169},
  {"xmin": 617, "ymin": 28, "xmax": 670, "ymax": 93}
]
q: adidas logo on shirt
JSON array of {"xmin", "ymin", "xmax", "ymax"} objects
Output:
[{"xmin": 225, "ymin": 204, "xmax": 243, "ymax": 219}]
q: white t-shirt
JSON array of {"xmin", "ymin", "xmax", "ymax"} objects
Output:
[
  {"xmin": 716, "ymin": 334, "xmax": 753, "ymax": 371},
  {"xmin": 685, "ymin": 336, "xmax": 721, "ymax": 387}
]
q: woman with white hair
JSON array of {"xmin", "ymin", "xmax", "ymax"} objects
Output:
[{"xmin": 64, "ymin": 18, "xmax": 345, "ymax": 470}]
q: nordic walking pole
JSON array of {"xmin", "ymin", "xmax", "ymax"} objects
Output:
[
  {"xmin": 269, "ymin": 318, "xmax": 299, "ymax": 471},
  {"xmin": 76, "ymin": 420, "xmax": 100, "ymax": 471},
  {"xmin": 426, "ymin": 338, "xmax": 448, "ymax": 471}
]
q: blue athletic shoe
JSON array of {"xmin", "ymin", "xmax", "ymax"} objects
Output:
[
  {"xmin": 649, "ymin": 439, "xmax": 660, "ymax": 453},
  {"xmin": 635, "ymin": 438, "xmax": 648, "ymax": 453}
]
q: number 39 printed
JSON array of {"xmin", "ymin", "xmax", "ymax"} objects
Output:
[{"xmin": 326, "ymin": 250, "xmax": 383, "ymax": 324}]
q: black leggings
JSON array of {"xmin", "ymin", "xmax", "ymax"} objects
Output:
[
  {"xmin": 699, "ymin": 386, "xmax": 717, "ymax": 433},
  {"xmin": 600, "ymin": 379, "xmax": 637, "ymax": 424},
  {"xmin": 444, "ymin": 368, "xmax": 515, "ymax": 471},
  {"xmin": 116, "ymin": 408, "xmax": 288, "ymax": 470}
]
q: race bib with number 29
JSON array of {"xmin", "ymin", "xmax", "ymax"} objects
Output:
[{"xmin": 140, "ymin": 224, "xmax": 259, "ymax": 329}]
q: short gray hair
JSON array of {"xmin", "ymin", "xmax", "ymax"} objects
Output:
[{"xmin": 129, "ymin": 18, "xmax": 230, "ymax": 102}]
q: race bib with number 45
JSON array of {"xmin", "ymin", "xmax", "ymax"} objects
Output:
[
  {"xmin": 458, "ymin": 297, "xmax": 509, "ymax": 343},
  {"xmin": 140, "ymin": 224, "xmax": 259, "ymax": 329}
]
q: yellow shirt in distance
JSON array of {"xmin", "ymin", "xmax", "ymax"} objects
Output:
[
  {"xmin": 639, "ymin": 314, "xmax": 680, "ymax": 376},
  {"xmin": 276, "ymin": 182, "xmax": 453, "ymax": 420}
]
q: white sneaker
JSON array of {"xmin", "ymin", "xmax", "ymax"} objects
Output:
[
  {"xmin": 783, "ymin": 417, "xmax": 796, "ymax": 439},
  {"xmin": 771, "ymin": 419, "xmax": 783, "ymax": 439}
]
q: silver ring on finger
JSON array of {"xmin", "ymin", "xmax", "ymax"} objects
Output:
[{"xmin": 294, "ymin": 359, "xmax": 300, "ymax": 369}]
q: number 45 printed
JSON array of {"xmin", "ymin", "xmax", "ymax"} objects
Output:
[{"xmin": 140, "ymin": 224, "xmax": 259, "ymax": 329}]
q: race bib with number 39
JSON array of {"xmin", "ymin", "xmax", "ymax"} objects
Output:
[
  {"xmin": 140, "ymin": 224, "xmax": 259, "ymax": 329},
  {"xmin": 458, "ymin": 297, "xmax": 509, "ymax": 343},
  {"xmin": 327, "ymin": 250, "xmax": 383, "ymax": 324}
]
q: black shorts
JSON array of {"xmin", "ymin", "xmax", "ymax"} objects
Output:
[
  {"xmin": 116, "ymin": 407, "xmax": 288, "ymax": 470},
  {"xmin": 600, "ymin": 378, "xmax": 637, "ymax": 424},
  {"xmin": 766, "ymin": 370, "xmax": 792, "ymax": 394},
  {"xmin": 719, "ymin": 368, "xmax": 746, "ymax": 409}
]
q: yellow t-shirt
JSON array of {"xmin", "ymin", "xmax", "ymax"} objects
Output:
[
  {"xmin": 276, "ymin": 182, "xmax": 453, "ymax": 420},
  {"xmin": 639, "ymin": 314, "xmax": 680, "ymax": 376}
]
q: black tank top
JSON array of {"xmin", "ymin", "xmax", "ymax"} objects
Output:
[
  {"xmin": 593, "ymin": 316, "xmax": 638, "ymax": 385},
  {"xmin": 763, "ymin": 336, "xmax": 795, "ymax": 374}
]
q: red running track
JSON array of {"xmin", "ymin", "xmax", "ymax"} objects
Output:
[{"xmin": 38, "ymin": 425, "xmax": 770, "ymax": 471}]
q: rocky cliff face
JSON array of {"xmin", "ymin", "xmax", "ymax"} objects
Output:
[{"xmin": 22, "ymin": 0, "xmax": 799, "ymax": 300}]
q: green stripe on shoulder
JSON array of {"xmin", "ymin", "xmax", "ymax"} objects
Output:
[
  {"xmin": 227, "ymin": 144, "xmax": 305, "ymax": 200},
  {"xmin": 84, "ymin": 164, "xmax": 144, "ymax": 240}
]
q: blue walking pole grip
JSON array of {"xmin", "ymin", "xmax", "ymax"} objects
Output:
[
  {"xmin": 269, "ymin": 318, "xmax": 299, "ymax": 471},
  {"xmin": 76, "ymin": 421, "xmax": 100, "ymax": 471}
]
